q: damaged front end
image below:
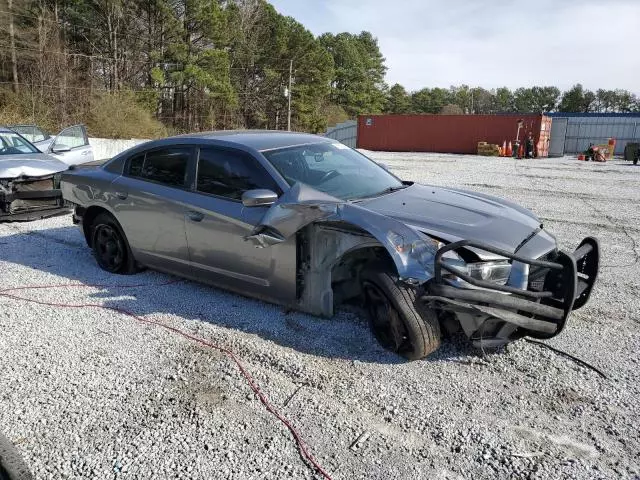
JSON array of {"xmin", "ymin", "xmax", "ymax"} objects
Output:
[
  {"xmin": 243, "ymin": 182, "xmax": 600, "ymax": 351},
  {"xmin": 245, "ymin": 184, "xmax": 438, "ymax": 280},
  {"xmin": 244, "ymin": 183, "xmax": 440, "ymax": 317},
  {"xmin": 422, "ymin": 237, "xmax": 600, "ymax": 348},
  {"xmin": 0, "ymin": 173, "xmax": 69, "ymax": 221}
]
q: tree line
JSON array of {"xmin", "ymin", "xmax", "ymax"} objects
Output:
[
  {"xmin": 0, "ymin": 0, "xmax": 638, "ymax": 139},
  {"xmin": 384, "ymin": 83, "xmax": 640, "ymax": 116},
  {"xmin": 0, "ymin": 0, "xmax": 387, "ymax": 136}
]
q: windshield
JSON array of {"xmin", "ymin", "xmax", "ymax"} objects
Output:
[
  {"xmin": 0, "ymin": 131, "xmax": 40, "ymax": 155},
  {"xmin": 262, "ymin": 142, "xmax": 404, "ymax": 200}
]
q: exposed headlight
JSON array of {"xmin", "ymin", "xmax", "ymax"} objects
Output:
[
  {"xmin": 463, "ymin": 261, "xmax": 512, "ymax": 285},
  {"xmin": 386, "ymin": 231, "xmax": 512, "ymax": 287},
  {"xmin": 429, "ymin": 237, "xmax": 512, "ymax": 287}
]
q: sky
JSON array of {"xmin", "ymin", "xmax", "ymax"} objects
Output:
[{"xmin": 268, "ymin": 0, "xmax": 640, "ymax": 94}]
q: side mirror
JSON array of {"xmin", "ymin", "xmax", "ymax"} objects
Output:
[
  {"xmin": 52, "ymin": 144, "xmax": 71, "ymax": 154},
  {"xmin": 241, "ymin": 189, "xmax": 278, "ymax": 207}
]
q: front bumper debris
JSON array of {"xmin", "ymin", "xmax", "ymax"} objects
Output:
[
  {"xmin": 421, "ymin": 237, "xmax": 600, "ymax": 345},
  {"xmin": 0, "ymin": 206, "xmax": 70, "ymax": 222},
  {"xmin": 0, "ymin": 176, "xmax": 70, "ymax": 222}
]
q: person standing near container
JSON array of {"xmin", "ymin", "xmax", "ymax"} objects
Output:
[{"xmin": 525, "ymin": 132, "xmax": 535, "ymax": 158}]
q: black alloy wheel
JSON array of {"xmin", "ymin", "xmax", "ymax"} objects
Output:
[
  {"xmin": 93, "ymin": 223, "xmax": 126, "ymax": 273},
  {"xmin": 362, "ymin": 280, "xmax": 413, "ymax": 355}
]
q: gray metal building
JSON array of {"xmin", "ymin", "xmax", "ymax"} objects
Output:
[
  {"xmin": 547, "ymin": 113, "xmax": 640, "ymax": 157},
  {"xmin": 324, "ymin": 120, "xmax": 357, "ymax": 148}
]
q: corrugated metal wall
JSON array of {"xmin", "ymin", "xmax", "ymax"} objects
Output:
[
  {"xmin": 357, "ymin": 114, "xmax": 549, "ymax": 155},
  {"xmin": 324, "ymin": 120, "xmax": 357, "ymax": 148},
  {"xmin": 546, "ymin": 113, "xmax": 640, "ymax": 155},
  {"xmin": 548, "ymin": 118, "xmax": 568, "ymax": 157},
  {"xmin": 326, "ymin": 113, "xmax": 640, "ymax": 157}
]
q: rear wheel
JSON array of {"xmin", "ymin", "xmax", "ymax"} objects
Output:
[
  {"xmin": 90, "ymin": 213, "xmax": 137, "ymax": 274},
  {"xmin": 361, "ymin": 267, "xmax": 441, "ymax": 360}
]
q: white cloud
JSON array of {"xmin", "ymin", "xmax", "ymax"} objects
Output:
[{"xmin": 269, "ymin": 0, "xmax": 640, "ymax": 93}]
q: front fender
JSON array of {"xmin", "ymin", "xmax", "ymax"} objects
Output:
[
  {"xmin": 333, "ymin": 203, "xmax": 435, "ymax": 282},
  {"xmin": 245, "ymin": 183, "xmax": 436, "ymax": 283}
]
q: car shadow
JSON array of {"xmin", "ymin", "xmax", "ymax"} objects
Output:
[{"xmin": 0, "ymin": 223, "xmax": 484, "ymax": 365}]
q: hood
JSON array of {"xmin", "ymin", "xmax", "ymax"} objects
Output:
[
  {"xmin": 0, "ymin": 153, "xmax": 69, "ymax": 179},
  {"xmin": 357, "ymin": 183, "xmax": 542, "ymax": 254}
]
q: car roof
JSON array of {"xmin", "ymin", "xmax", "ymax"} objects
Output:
[{"xmin": 163, "ymin": 130, "xmax": 334, "ymax": 152}]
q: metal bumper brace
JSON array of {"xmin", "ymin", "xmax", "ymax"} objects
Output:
[{"xmin": 421, "ymin": 237, "xmax": 600, "ymax": 339}]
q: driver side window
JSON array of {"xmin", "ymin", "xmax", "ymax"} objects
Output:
[{"xmin": 196, "ymin": 148, "xmax": 280, "ymax": 201}]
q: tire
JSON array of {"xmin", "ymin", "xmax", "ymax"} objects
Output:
[
  {"xmin": 634, "ymin": 158, "xmax": 638, "ymax": 165},
  {"xmin": 361, "ymin": 267, "xmax": 441, "ymax": 360},
  {"xmin": 0, "ymin": 433, "xmax": 32, "ymax": 480},
  {"xmin": 90, "ymin": 212, "xmax": 137, "ymax": 274}
]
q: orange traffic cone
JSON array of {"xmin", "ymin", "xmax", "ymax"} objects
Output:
[
  {"xmin": 502, "ymin": 140, "xmax": 507, "ymax": 156},
  {"xmin": 506, "ymin": 141, "xmax": 513, "ymax": 156},
  {"xmin": 517, "ymin": 143, "xmax": 524, "ymax": 159}
]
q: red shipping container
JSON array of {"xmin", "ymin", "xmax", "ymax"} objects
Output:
[{"xmin": 357, "ymin": 114, "xmax": 552, "ymax": 157}]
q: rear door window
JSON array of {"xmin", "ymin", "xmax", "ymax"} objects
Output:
[
  {"xmin": 128, "ymin": 153, "xmax": 145, "ymax": 177},
  {"xmin": 127, "ymin": 147, "xmax": 191, "ymax": 188}
]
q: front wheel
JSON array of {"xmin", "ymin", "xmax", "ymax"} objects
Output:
[{"xmin": 361, "ymin": 267, "xmax": 441, "ymax": 360}]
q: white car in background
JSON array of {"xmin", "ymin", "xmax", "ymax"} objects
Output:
[
  {"xmin": 0, "ymin": 126, "xmax": 89, "ymax": 221},
  {"xmin": 8, "ymin": 124, "xmax": 94, "ymax": 166}
]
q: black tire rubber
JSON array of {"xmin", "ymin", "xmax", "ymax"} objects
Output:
[
  {"xmin": 634, "ymin": 158, "xmax": 638, "ymax": 165},
  {"xmin": 90, "ymin": 212, "xmax": 138, "ymax": 275},
  {"xmin": 361, "ymin": 267, "xmax": 441, "ymax": 360},
  {"xmin": 0, "ymin": 433, "xmax": 33, "ymax": 480}
]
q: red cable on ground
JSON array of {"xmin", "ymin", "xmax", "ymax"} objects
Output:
[{"xmin": 0, "ymin": 282, "xmax": 333, "ymax": 480}]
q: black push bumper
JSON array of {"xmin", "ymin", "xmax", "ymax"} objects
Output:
[{"xmin": 422, "ymin": 237, "xmax": 600, "ymax": 341}]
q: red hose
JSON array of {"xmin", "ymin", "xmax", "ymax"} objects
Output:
[{"xmin": 0, "ymin": 281, "xmax": 333, "ymax": 480}]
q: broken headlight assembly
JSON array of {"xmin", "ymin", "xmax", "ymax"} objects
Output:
[
  {"xmin": 430, "ymin": 238, "xmax": 512, "ymax": 287},
  {"xmin": 388, "ymin": 231, "xmax": 512, "ymax": 288},
  {"xmin": 387, "ymin": 231, "xmax": 438, "ymax": 271},
  {"xmin": 460, "ymin": 260, "xmax": 511, "ymax": 286}
]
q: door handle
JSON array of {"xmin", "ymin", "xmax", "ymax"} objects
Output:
[
  {"xmin": 115, "ymin": 191, "xmax": 128, "ymax": 200},
  {"xmin": 187, "ymin": 211, "xmax": 204, "ymax": 222},
  {"xmin": 82, "ymin": 150, "xmax": 90, "ymax": 155}
]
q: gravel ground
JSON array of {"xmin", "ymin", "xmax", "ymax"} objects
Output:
[{"xmin": 1, "ymin": 153, "xmax": 639, "ymax": 480}]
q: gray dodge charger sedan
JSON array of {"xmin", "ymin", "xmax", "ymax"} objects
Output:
[{"xmin": 60, "ymin": 131, "xmax": 600, "ymax": 360}]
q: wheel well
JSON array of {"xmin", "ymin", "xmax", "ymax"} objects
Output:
[
  {"xmin": 330, "ymin": 246, "xmax": 396, "ymax": 305},
  {"xmin": 82, "ymin": 206, "xmax": 111, "ymax": 247}
]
